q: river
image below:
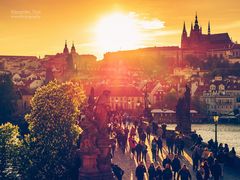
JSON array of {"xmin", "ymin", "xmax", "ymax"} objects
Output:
[{"xmin": 167, "ymin": 124, "xmax": 240, "ymax": 155}]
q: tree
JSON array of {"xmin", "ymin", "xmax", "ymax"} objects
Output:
[
  {"xmin": 163, "ymin": 89, "xmax": 177, "ymax": 108},
  {"xmin": 192, "ymin": 96, "xmax": 208, "ymax": 116},
  {"xmin": 0, "ymin": 123, "xmax": 23, "ymax": 179},
  {"xmin": 25, "ymin": 81, "xmax": 86, "ymax": 179},
  {"xmin": 0, "ymin": 72, "xmax": 17, "ymax": 124}
]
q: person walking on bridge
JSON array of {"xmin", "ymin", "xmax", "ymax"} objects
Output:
[
  {"xmin": 177, "ymin": 164, "xmax": 192, "ymax": 180},
  {"xmin": 135, "ymin": 162, "xmax": 146, "ymax": 180},
  {"xmin": 172, "ymin": 154, "xmax": 181, "ymax": 179},
  {"xmin": 151, "ymin": 138, "xmax": 158, "ymax": 162}
]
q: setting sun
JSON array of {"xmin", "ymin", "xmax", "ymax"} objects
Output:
[{"xmin": 95, "ymin": 13, "xmax": 141, "ymax": 52}]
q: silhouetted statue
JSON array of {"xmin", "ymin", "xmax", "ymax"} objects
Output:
[
  {"xmin": 79, "ymin": 88, "xmax": 113, "ymax": 179},
  {"xmin": 176, "ymin": 85, "xmax": 191, "ymax": 133},
  {"xmin": 95, "ymin": 90, "xmax": 111, "ymax": 134}
]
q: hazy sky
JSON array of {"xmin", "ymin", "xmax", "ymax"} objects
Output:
[{"xmin": 0, "ymin": 0, "xmax": 240, "ymax": 59}]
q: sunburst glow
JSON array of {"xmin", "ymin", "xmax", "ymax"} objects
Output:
[{"xmin": 95, "ymin": 13, "xmax": 141, "ymax": 52}]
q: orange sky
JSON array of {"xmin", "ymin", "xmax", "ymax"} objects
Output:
[{"xmin": 0, "ymin": 0, "xmax": 240, "ymax": 59}]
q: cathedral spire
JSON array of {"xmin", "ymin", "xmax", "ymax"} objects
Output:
[
  {"xmin": 183, "ymin": 21, "xmax": 187, "ymax": 33},
  {"xmin": 208, "ymin": 21, "xmax": 211, "ymax": 35},
  {"xmin": 194, "ymin": 12, "xmax": 199, "ymax": 31},
  {"xmin": 181, "ymin": 21, "xmax": 188, "ymax": 48}
]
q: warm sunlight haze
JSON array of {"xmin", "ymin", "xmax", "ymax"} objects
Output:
[{"xmin": 95, "ymin": 13, "xmax": 141, "ymax": 52}]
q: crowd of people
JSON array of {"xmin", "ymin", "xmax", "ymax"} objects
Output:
[
  {"xmin": 107, "ymin": 113, "xmax": 237, "ymax": 180},
  {"xmin": 190, "ymin": 134, "xmax": 237, "ymax": 180}
]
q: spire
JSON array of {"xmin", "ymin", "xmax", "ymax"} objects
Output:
[
  {"xmin": 208, "ymin": 21, "xmax": 211, "ymax": 35},
  {"xmin": 182, "ymin": 21, "xmax": 187, "ymax": 37},
  {"xmin": 195, "ymin": 12, "xmax": 198, "ymax": 23},
  {"xmin": 183, "ymin": 21, "xmax": 187, "ymax": 33},
  {"xmin": 194, "ymin": 12, "xmax": 199, "ymax": 31},
  {"xmin": 63, "ymin": 40, "xmax": 69, "ymax": 54},
  {"xmin": 71, "ymin": 41, "xmax": 76, "ymax": 53},
  {"xmin": 181, "ymin": 21, "xmax": 188, "ymax": 48}
]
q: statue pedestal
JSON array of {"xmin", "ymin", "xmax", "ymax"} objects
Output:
[
  {"xmin": 78, "ymin": 154, "xmax": 99, "ymax": 180},
  {"xmin": 78, "ymin": 137, "xmax": 114, "ymax": 180}
]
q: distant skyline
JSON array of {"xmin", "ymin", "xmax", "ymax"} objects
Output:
[{"xmin": 1, "ymin": 0, "xmax": 240, "ymax": 59}]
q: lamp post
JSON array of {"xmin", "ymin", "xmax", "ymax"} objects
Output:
[{"xmin": 213, "ymin": 115, "xmax": 219, "ymax": 144}]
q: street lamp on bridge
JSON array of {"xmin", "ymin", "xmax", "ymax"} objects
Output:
[{"xmin": 213, "ymin": 115, "xmax": 219, "ymax": 144}]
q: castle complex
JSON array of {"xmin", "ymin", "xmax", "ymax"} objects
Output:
[{"xmin": 181, "ymin": 14, "xmax": 240, "ymax": 62}]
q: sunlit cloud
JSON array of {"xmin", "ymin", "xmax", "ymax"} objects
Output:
[{"xmin": 138, "ymin": 18, "xmax": 165, "ymax": 30}]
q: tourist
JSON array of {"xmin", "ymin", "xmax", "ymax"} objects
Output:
[
  {"xmin": 111, "ymin": 138, "xmax": 116, "ymax": 157},
  {"xmin": 207, "ymin": 152, "xmax": 214, "ymax": 174},
  {"xmin": 148, "ymin": 163, "xmax": 156, "ymax": 180},
  {"xmin": 135, "ymin": 162, "xmax": 146, "ymax": 180},
  {"xmin": 161, "ymin": 123, "xmax": 167, "ymax": 138},
  {"xmin": 228, "ymin": 147, "xmax": 236, "ymax": 166},
  {"xmin": 172, "ymin": 154, "xmax": 181, "ymax": 179},
  {"xmin": 130, "ymin": 126, "xmax": 136, "ymax": 137},
  {"xmin": 152, "ymin": 121, "xmax": 158, "ymax": 135},
  {"xmin": 162, "ymin": 163, "xmax": 172, "ymax": 180},
  {"xmin": 192, "ymin": 145, "xmax": 201, "ymax": 171},
  {"xmin": 157, "ymin": 135, "xmax": 163, "ymax": 154},
  {"xmin": 211, "ymin": 159, "xmax": 222, "ymax": 180},
  {"xmin": 196, "ymin": 135, "xmax": 203, "ymax": 145},
  {"xmin": 207, "ymin": 139, "xmax": 214, "ymax": 150},
  {"xmin": 140, "ymin": 131, "xmax": 147, "ymax": 143},
  {"xmin": 178, "ymin": 137, "xmax": 185, "ymax": 155},
  {"xmin": 177, "ymin": 164, "xmax": 192, "ymax": 180},
  {"xmin": 201, "ymin": 147, "xmax": 210, "ymax": 162},
  {"xmin": 129, "ymin": 136, "xmax": 136, "ymax": 159},
  {"xmin": 166, "ymin": 135, "xmax": 174, "ymax": 154},
  {"xmin": 124, "ymin": 127, "xmax": 129, "ymax": 138},
  {"xmin": 151, "ymin": 138, "xmax": 158, "ymax": 162},
  {"xmin": 163, "ymin": 155, "xmax": 171, "ymax": 168},
  {"xmin": 216, "ymin": 150, "xmax": 224, "ymax": 177},
  {"xmin": 229, "ymin": 147, "xmax": 236, "ymax": 157},
  {"xmin": 223, "ymin": 144, "xmax": 229, "ymax": 154},
  {"xmin": 137, "ymin": 126, "xmax": 143, "ymax": 137},
  {"xmin": 218, "ymin": 143, "xmax": 224, "ymax": 152},
  {"xmin": 141, "ymin": 142, "xmax": 148, "ymax": 162},
  {"xmin": 196, "ymin": 165, "xmax": 205, "ymax": 180},
  {"xmin": 135, "ymin": 141, "xmax": 143, "ymax": 162},
  {"xmin": 121, "ymin": 133, "xmax": 128, "ymax": 154},
  {"xmin": 111, "ymin": 163, "xmax": 124, "ymax": 180},
  {"xmin": 174, "ymin": 136, "xmax": 180, "ymax": 154},
  {"xmin": 202, "ymin": 161, "xmax": 210, "ymax": 180},
  {"xmin": 146, "ymin": 125, "xmax": 151, "ymax": 140},
  {"xmin": 155, "ymin": 165, "xmax": 163, "ymax": 180}
]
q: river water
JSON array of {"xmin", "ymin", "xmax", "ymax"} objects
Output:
[{"xmin": 167, "ymin": 124, "xmax": 240, "ymax": 155}]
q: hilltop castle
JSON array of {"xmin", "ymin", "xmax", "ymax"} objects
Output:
[
  {"xmin": 181, "ymin": 13, "xmax": 233, "ymax": 50},
  {"xmin": 180, "ymin": 13, "xmax": 240, "ymax": 63},
  {"xmin": 181, "ymin": 14, "xmax": 234, "ymax": 51}
]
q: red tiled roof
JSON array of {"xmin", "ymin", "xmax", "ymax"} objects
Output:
[{"xmin": 84, "ymin": 85, "xmax": 142, "ymax": 97}]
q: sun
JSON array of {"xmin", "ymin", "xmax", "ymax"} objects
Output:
[{"xmin": 95, "ymin": 12, "xmax": 141, "ymax": 52}]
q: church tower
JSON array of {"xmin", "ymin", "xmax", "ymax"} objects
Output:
[
  {"xmin": 63, "ymin": 40, "xmax": 69, "ymax": 54},
  {"xmin": 71, "ymin": 42, "xmax": 76, "ymax": 54},
  {"xmin": 181, "ymin": 22, "xmax": 188, "ymax": 48}
]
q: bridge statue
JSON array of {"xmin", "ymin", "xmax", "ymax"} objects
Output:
[
  {"xmin": 78, "ymin": 88, "xmax": 113, "ymax": 180},
  {"xmin": 176, "ymin": 85, "xmax": 191, "ymax": 134}
]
